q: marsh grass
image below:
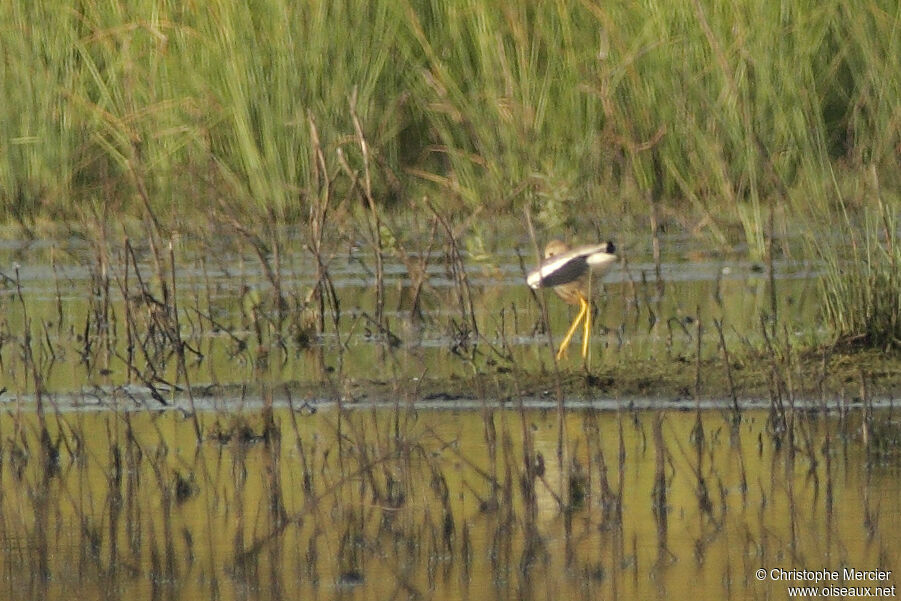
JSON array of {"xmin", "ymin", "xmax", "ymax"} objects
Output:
[
  {"xmin": 813, "ymin": 189, "xmax": 900, "ymax": 350},
  {"xmin": 1, "ymin": 1, "xmax": 897, "ymax": 236},
  {"xmin": 0, "ymin": 24, "xmax": 899, "ymax": 589},
  {"xmin": 2, "ymin": 0, "xmax": 899, "ymax": 349}
]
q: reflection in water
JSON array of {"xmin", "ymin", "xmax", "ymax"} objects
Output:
[{"xmin": 0, "ymin": 406, "xmax": 896, "ymax": 600}]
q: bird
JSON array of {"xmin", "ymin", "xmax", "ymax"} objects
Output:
[{"xmin": 527, "ymin": 240, "xmax": 617, "ymax": 360}]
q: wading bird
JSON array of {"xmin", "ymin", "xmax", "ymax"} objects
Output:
[{"xmin": 527, "ymin": 240, "xmax": 617, "ymax": 360}]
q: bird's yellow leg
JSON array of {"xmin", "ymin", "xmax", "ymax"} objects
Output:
[
  {"xmin": 581, "ymin": 296, "xmax": 591, "ymax": 359},
  {"xmin": 556, "ymin": 297, "xmax": 588, "ymax": 360}
]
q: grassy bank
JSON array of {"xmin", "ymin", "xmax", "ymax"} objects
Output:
[{"xmin": 1, "ymin": 0, "xmax": 899, "ymax": 348}]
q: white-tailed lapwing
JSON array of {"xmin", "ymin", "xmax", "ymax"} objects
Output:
[{"xmin": 527, "ymin": 240, "xmax": 617, "ymax": 360}]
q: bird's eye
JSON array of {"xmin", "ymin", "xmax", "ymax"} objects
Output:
[{"xmin": 606, "ymin": 241, "xmax": 616, "ymax": 253}]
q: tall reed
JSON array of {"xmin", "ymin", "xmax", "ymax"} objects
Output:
[
  {"xmin": 812, "ymin": 188, "xmax": 900, "ymax": 350},
  {"xmin": 0, "ymin": 0, "xmax": 896, "ymax": 254}
]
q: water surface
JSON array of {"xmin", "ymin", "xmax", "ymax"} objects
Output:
[{"xmin": 0, "ymin": 226, "xmax": 896, "ymax": 601}]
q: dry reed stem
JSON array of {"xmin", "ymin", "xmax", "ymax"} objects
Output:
[{"xmin": 348, "ymin": 89, "xmax": 386, "ymax": 332}]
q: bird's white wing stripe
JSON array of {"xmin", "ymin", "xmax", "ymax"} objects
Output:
[
  {"xmin": 527, "ymin": 254, "xmax": 578, "ymax": 288},
  {"xmin": 586, "ymin": 252, "xmax": 617, "ymax": 268},
  {"xmin": 526, "ymin": 269, "xmax": 545, "ymax": 288},
  {"xmin": 526, "ymin": 243, "xmax": 616, "ymax": 289}
]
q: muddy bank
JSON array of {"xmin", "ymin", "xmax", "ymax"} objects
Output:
[
  {"xmin": 317, "ymin": 348, "xmax": 900, "ymax": 406},
  {"xmin": 6, "ymin": 346, "xmax": 897, "ymax": 414}
]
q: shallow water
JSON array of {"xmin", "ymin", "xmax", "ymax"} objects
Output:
[
  {"xmin": 0, "ymin": 226, "xmax": 897, "ymax": 600},
  {"xmin": 0, "ymin": 226, "xmax": 824, "ymax": 402}
]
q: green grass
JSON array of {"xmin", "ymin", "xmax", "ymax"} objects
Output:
[
  {"xmin": 2, "ymin": 1, "xmax": 897, "ymax": 224},
  {"xmin": 813, "ymin": 188, "xmax": 900, "ymax": 350},
  {"xmin": 0, "ymin": 0, "xmax": 898, "ymax": 346}
]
